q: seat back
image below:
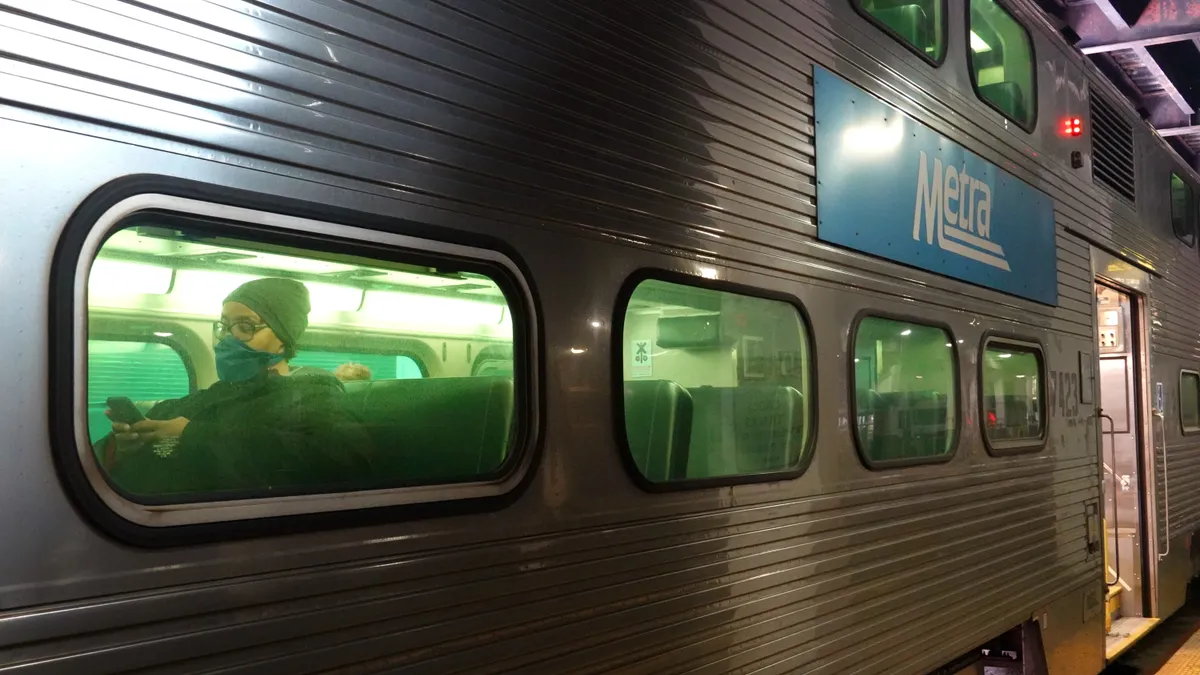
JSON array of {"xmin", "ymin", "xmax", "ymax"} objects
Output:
[
  {"xmin": 623, "ymin": 380, "xmax": 693, "ymax": 482},
  {"xmin": 906, "ymin": 390, "xmax": 950, "ymax": 456},
  {"xmin": 686, "ymin": 385, "xmax": 805, "ymax": 478},
  {"xmin": 984, "ymin": 394, "xmax": 1034, "ymax": 439},
  {"xmin": 859, "ymin": 390, "xmax": 950, "ymax": 461},
  {"xmin": 343, "ymin": 377, "xmax": 514, "ymax": 485}
]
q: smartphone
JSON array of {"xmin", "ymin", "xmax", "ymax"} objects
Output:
[{"xmin": 106, "ymin": 396, "xmax": 145, "ymax": 424}]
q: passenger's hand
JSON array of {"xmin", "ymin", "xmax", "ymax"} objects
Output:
[
  {"xmin": 129, "ymin": 417, "xmax": 190, "ymax": 442},
  {"xmin": 106, "ymin": 409, "xmax": 143, "ymax": 446}
]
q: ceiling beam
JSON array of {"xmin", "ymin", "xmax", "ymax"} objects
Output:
[
  {"xmin": 1130, "ymin": 45, "xmax": 1194, "ymax": 115},
  {"xmin": 1080, "ymin": 27, "xmax": 1200, "ymax": 53},
  {"xmin": 1083, "ymin": 0, "xmax": 1194, "ymax": 117},
  {"xmin": 1156, "ymin": 125, "xmax": 1200, "ymax": 137}
]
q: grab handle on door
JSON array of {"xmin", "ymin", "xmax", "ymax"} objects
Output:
[
  {"xmin": 1155, "ymin": 410, "xmax": 1170, "ymax": 562},
  {"xmin": 1100, "ymin": 412, "xmax": 1119, "ymax": 585}
]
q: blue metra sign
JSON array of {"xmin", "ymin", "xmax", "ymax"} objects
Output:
[{"xmin": 814, "ymin": 66, "xmax": 1058, "ymax": 306}]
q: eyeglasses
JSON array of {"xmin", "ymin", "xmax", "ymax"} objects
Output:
[{"xmin": 213, "ymin": 319, "xmax": 269, "ymax": 343}]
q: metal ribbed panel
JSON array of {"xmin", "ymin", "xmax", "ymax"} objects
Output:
[
  {"xmin": 0, "ymin": 1, "xmax": 1170, "ymax": 674},
  {"xmin": 1090, "ymin": 89, "xmax": 1137, "ymax": 202},
  {"xmin": 0, "ymin": 463, "xmax": 1087, "ymax": 675}
]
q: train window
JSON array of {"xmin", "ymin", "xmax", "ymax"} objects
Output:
[
  {"xmin": 852, "ymin": 316, "xmax": 957, "ymax": 466},
  {"xmin": 619, "ymin": 277, "xmax": 813, "ymax": 485},
  {"xmin": 968, "ymin": 0, "xmax": 1037, "ymax": 131},
  {"xmin": 1171, "ymin": 173, "xmax": 1195, "ymax": 247},
  {"xmin": 84, "ymin": 216, "xmax": 520, "ymax": 505},
  {"xmin": 853, "ymin": 0, "xmax": 946, "ymax": 64},
  {"xmin": 981, "ymin": 340, "xmax": 1045, "ymax": 452},
  {"xmin": 87, "ymin": 340, "xmax": 193, "ymax": 445},
  {"xmin": 1180, "ymin": 371, "xmax": 1200, "ymax": 433}
]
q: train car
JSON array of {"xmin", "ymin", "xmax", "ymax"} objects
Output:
[{"xmin": 2, "ymin": 0, "xmax": 1200, "ymax": 673}]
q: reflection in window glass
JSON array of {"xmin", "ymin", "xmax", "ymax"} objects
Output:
[
  {"xmin": 86, "ymin": 220, "xmax": 517, "ymax": 503},
  {"xmin": 982, "ymin": 344, "xmax": 1044, "ymax": 444},
  {"xmin": 289, "ymin": 351, "xmax": 424, "ymax": 382},
  {"xmin": 969, "ymin": 0, "xmax": 1036, "ymax": 129},
  {"xmin": 87, "ymin": 340, "xmax": 192, "ymax": 444},
  {"xmin": 621, "ymin": 279, "xmax": 812, "ymax": 482},
  {"xmin": 1181, "ymin": 372, "xmax": 1200, "ymax": 431},
  {"xmin": 856, "ymin": 0, "xmax": 945, "ymax": 62},
  {"xmin": 1171, "ymin": 173, "xmax": 1195, "ymax": 247},
  {"xmin": 853, "ymin": 317, "xmax": 956, "ymax": 464}
]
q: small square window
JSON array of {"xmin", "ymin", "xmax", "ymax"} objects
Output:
[
  {"xmin": 1171, "ymin": 173, "xmax": 1195, "ymax": 247},
  {"xmin": 981, "ymin": 341, "xmax": 1046, "ymax": 453},
  {"xmin": 852, "ymin": 316, "xmax": 958, "ymax": 467},
  {"xmin": 1180, "ymin": 371, "xmax": 1200, "ymax": 433},
  {"xmin": 969, "ymin": 0, "xmax": 1037, "ymax": 130}
]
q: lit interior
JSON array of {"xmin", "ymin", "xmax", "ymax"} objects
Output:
[
  {"xmin": 89, "ymin": 226, "xmax": 513, "ymax": 339},
  {"xmin": 970, "ymin": 30, "xmax": 991, "ymax": 52}
]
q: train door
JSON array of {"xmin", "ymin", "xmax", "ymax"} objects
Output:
[{"xmin": 1095, "ymin": 281, "xmax": 1158, "ymax": 659}]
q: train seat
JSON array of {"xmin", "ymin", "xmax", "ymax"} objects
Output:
[
  {"xmin": 623, "ymin": 380, "xmax": 693, "ymax": 482},
  {"xmin": 342, "ymin": 376, "xmax": 514, "ymax": 484},
  {"xmin": 685, "ymin": 385, "xmax": 805, "ymax": 478},
  {"xmin": 859, "ymin": 390, "xmax": 949, "ymax": 460},
  {"xmin": 983, "ymin": 394, "xmax": 1032, "ymax": 439}
]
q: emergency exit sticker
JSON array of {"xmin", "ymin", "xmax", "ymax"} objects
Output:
[{"xmin": 630, "ymin": 338, "xmax": 653, "ymax": 378}]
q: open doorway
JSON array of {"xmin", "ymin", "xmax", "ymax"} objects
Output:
[{"xmin": 1096, "ymin": 281, "xmax": 1157, "ymax": 659}]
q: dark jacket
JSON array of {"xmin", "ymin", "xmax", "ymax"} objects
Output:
[{"xmin": 105, "ymin": 369, "xmax": 373, "ymax": 500}]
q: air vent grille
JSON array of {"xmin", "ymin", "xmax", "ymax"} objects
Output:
[{"xmin": 1090, "ymin": 92, "xmax": 1136, "ymax": 202}]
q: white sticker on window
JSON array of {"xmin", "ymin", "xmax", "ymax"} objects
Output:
[{"xmin": 630, "ymin": 338, "xmax": 653, "ymax": 378}]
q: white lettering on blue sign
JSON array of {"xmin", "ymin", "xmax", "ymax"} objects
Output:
[
  {"xmin": 812, "ymin": 66, "xmax": 1058, "ymax": 306},
  {"xmin": 912, "ymin": 152, "xmax": 1009, "ymax": 271}
]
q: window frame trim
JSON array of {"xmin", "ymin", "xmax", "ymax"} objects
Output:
[
  {"xmin": 55, "ymin": 187, "xmax": 540, "ymax": 538},
  {"xmin": 847, "ymin": 310, "xmax": 963, "ymax": 470},
  {"xmin": 964, "ymin": 0, "xmax": 1039, "ymax": 133},
  {"xmin": 1179, "ymin": 369, "xmax": 1200, "ymax": 435},
  {"xmin": 977, "ymin": 333, "xmax": 1049, "ymax": 456},
  {"xmin": 611, "ymin": 268, "xmax": 819, "ymax": 492},
  {"xmin": 850, "ymin": 0, "xmax": 949, "ymax": 67}
]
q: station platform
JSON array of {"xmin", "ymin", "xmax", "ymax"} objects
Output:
[
  {"xmin": 1157, "ymin": 634, "xmax": 1200, "ymax": 674},
  {"xmin": 1152, "ymin": 624, "xmax": 1200, "ymax": 667}
]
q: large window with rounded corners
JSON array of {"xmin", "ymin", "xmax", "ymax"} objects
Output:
[
  {"xmin": 981, "ymin": 339, "xmax": 1045, "ymax": 452},
  {"xmin": 84, "ymin": 213, "xmax": 521, "ymax": 506},
  {"xmin": 853, "ymin": 316, "xmax": 957, "ymax": 466},
  {"xmin": 968, "ymin": 0, "xmax": 1037, "ymax": 131},
  {"xmin": 854, "ymin": 0, "xmax": 946, "ymax": 64},
  {"xmin": 619, "ymin": 277, "xmax": 813, "ymax": 485},
  {"xmin": 1181, "ymin": 370, "xmax": 1200, "ymax": 433}
]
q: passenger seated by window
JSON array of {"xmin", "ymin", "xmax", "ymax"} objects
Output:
[
  {"xmin": 97, "ymin": 278, "xmax": 373, "ymax": 498},
  {"xmin": 334, "ymin": 362, "xmax": 372, "ymax": 383}
]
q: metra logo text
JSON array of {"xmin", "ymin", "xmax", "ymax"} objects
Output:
[{"xmin": 912, "ymin": 151, "xmax": 1010, "ymax": 271}]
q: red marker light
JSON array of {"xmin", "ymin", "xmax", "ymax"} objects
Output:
[
  {"xmin": 987, "ymin": 410, "xmax": 998, "ymax": 427},
  {"xmin": 1062, "ymin": 117, "xmax": 1083, "ymax": 137}
]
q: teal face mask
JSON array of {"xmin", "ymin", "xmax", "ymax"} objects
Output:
[{"xmin": 214, "ymin": 337, "xmax": 284, "ymax": 382}]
